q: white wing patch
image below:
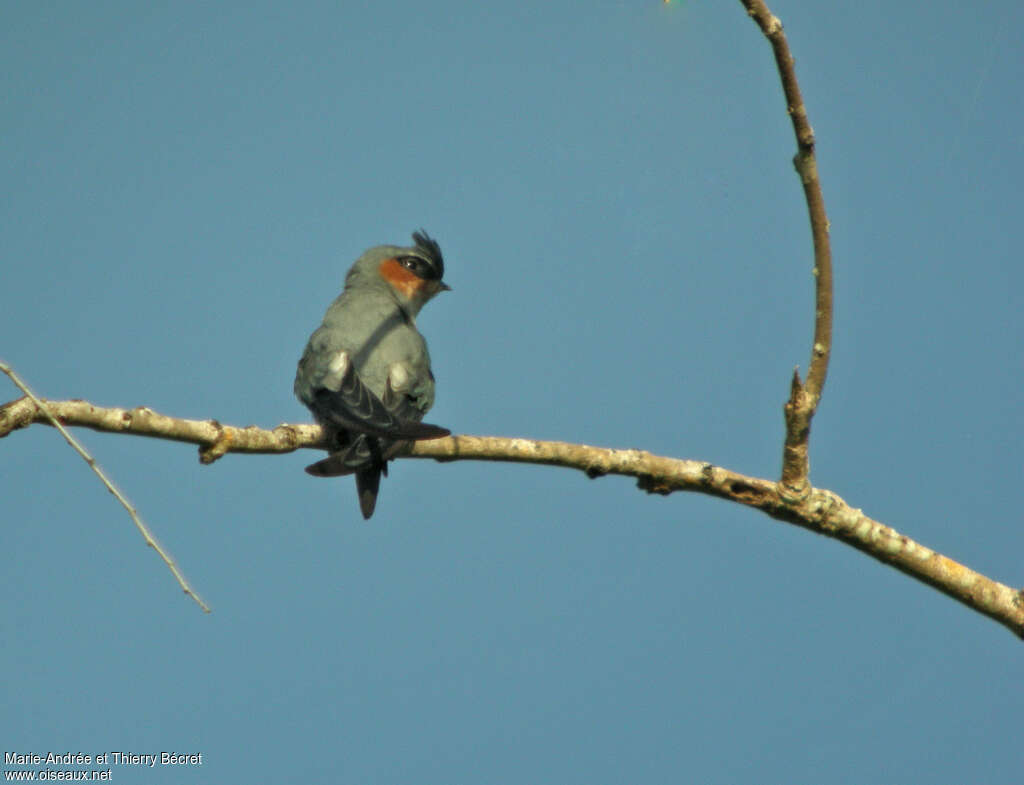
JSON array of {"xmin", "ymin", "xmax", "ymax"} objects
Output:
[
  {"xmin": 322, "ymin": 351, "xmax": 350, "ymax": 392},
  {"xmin": 387, "ymin": 363, "xmax": 411, "ymax": 393}
]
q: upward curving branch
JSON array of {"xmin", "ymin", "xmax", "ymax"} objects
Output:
[{"xmin": 740, "ymin": 0, "xmax": 834, "ymax": 497}]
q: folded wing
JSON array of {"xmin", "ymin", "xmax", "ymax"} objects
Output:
[{"xmin": 307, "ymin": 350, "xmax": 449, "ymax": 441}]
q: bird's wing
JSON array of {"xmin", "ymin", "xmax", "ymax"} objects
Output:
[
  {"xmin": 381, "ymin": 363, "xmax": 437, "ymax": 422},
  {"xmin": 307, "ymin": 350, "xmax": 448, "ymax": 440}
]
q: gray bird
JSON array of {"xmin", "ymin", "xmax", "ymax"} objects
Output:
[{"xmin": 295, "ymin": 231, "xmax": 451, "ymax": 518}]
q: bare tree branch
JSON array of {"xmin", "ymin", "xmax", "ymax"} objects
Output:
[
  {"xmin": 0, "ymin": 395, "xmax": 322, "ymax": 460},
  {"xmin": 3, "ymin": 2, "xmax": 1019, "ymax": 642},
  {"xmin": 4, "ymin": 395, "xmax": 1022, "ymax": 638},
  {"xmin": 740, "ymin": 0, "xmax": 834, "ymax": 498},
  {"xmin": 0, "ymin": 367, "xmax": 210, "ymax": 612}
]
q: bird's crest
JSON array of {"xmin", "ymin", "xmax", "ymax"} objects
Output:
[{"xmin": 411, "ymin": 230, "xmax": 444, "ymax": 279}]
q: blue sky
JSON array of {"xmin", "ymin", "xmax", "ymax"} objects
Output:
[{"xmin": 2, "ymin": 1, "xmax": 1022, "ymax": 782}]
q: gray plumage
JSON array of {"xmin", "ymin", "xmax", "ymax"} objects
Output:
[{"xmin": 295, "ymin": 231, "xmax": 450, "ymax": 518}]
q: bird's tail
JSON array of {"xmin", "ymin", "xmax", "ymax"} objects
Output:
[
  {"xmin": 355, "ymin": 464, "xmax": 383, "ymax": 519},
  {"xmin": 305, "ymin": 434, "xmax": 407, "ymax": 519}
]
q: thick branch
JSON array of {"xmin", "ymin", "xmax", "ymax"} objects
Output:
[
  {"xmin": 0, "ymin": 396, "xmax": 324, "ymax": 460},
  {"xmin": 741, "ymin": 0, "xmax": 834, "ymax": 494},
  {"xmin": 4, "ymin": 396, "xmax": 1022, "ymax": 639}
]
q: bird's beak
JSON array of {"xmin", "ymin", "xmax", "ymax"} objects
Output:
[{"xmin": 439, "ymin": 281, "xmax": 452, "ymax": 292}]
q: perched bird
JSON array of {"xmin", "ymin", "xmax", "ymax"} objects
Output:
[{"xmin": 295, "ymin": 230, "xmax": 451, "ymax": 518}]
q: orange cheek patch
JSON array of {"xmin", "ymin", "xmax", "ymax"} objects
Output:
[{"xmin": 378, "ymin": 258, "xmax": 427, "ymax": 299}]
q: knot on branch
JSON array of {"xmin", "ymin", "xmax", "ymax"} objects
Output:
[
  {"xmin": 727, "ymin": 479, "xmax": 771, "ymax": 506},
  {"xmin": 777, "ymin": 478, "xmax": 811, "ymax": 506},
  {"xmin": 271, "ymin": 424, "xmax": 306, "ymax": 452},
  {"xmin": 0, "ymin": 396, "xmax": 30, "ymax": 437},
  {"xmin": 778, "ymin": 478, "xmax": 811, "ymax": 509},
  {"xmin": 199, "ymin": 421, "xmax": 232, "ymax": 464},
  {"xmin": 637, "ymin": 474, "xmax": 673, "ymax": 496}
]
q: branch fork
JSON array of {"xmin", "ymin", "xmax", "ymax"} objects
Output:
[{"xmin": 2, "ymin": 1, "xmax": 1020, "ymax": 640}]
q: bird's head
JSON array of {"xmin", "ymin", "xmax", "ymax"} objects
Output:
[{"xmin": 348, "ymin": 230, "xmax": 450, "ymax": 316}]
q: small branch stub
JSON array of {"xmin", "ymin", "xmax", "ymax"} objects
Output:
[{"xmin": 199, "ymin": 421, "xmax": 233, "ymax": 464}]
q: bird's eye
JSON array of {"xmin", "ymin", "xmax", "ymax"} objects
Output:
[{"xmin": 400, "ymin": 257, "xmax": 420, "ymax": 272}]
